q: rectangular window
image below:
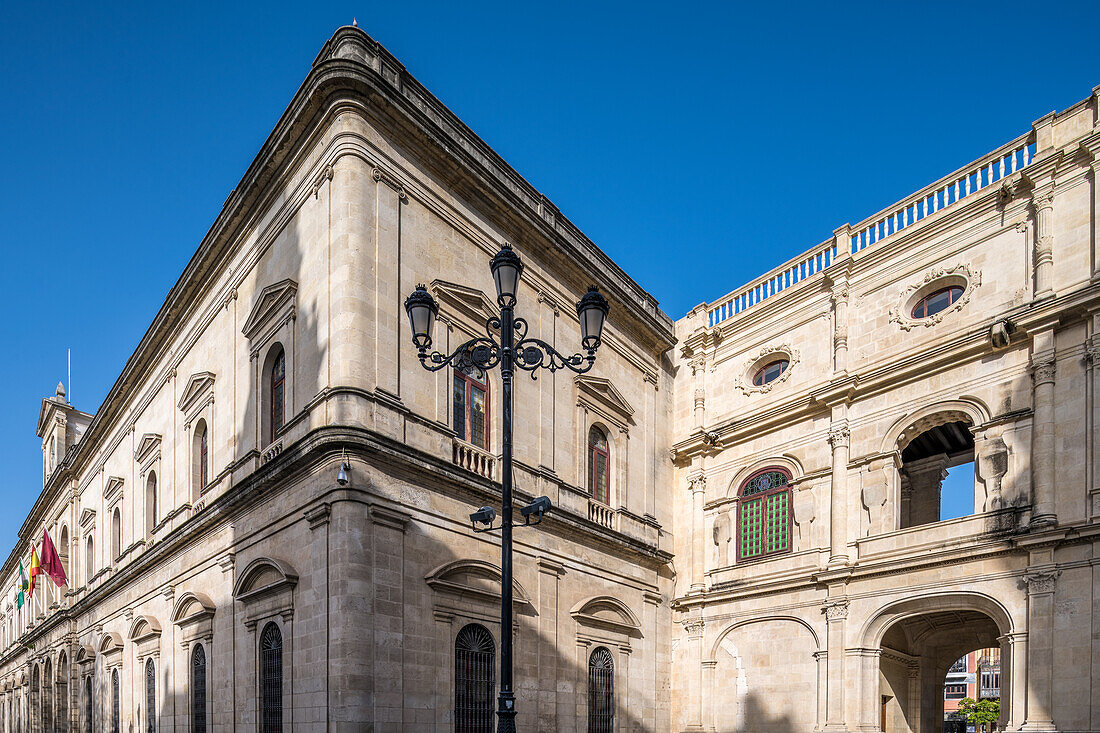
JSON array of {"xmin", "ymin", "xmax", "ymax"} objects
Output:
[
  {"xmin": 740, "ymin": 498, "xmax": 763, "ymax": 558},
  {"xmin": 453, "ymin": 374, "xmax": 467, "ymax": 442},
  {"xmin": 592, "ymin": 451, "xmax": 609, "ymax": 504},
  {"xmin": 470, "ymin": 384, "xmax": 486, "ymax": 449},
  {"xmin": 945, "ymin": 684, "xmax": 967, "ymax": 699},
  {"xmin": 764, "ymin": 491, "xmax": 789, "ymax": 553}
]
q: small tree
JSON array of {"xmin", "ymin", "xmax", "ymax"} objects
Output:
[{"xmin": 957, "ymin": 697, "xmax": 1000, "ymax": 733}]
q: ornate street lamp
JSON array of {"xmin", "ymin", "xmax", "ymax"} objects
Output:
[{"xmin": 404, "ymin": 244, "xmax": 608, "ymax": 732}]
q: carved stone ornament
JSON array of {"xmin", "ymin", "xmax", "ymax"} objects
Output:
[
  {"xmin": 827, "ymin": 424, "xmax": 850, "ymax": 449},
  {"xmin": 1030, "ymin": 355, "xmax": 1056, "ymax": 386},
  {"xmin": 1086, "ymin": 343, "xmax": 1100, "ymax": 368},
  {"xmin": 682, "ymin": 618, "xmax": 705, "ymax": 638},
  {"xmin": 688, "ymin": 474, "xmax": 707, "ymax": 494},
  {"xmin": 1023, "ymin": 569, "xmax": 1060, "ymax": 596},
  {"xmin": 736, "ymin": 344, "xmax": 799, "ymax": 396},
  {"xmin": 889, "ymin": 264, "xmax": 980, "ymax": 331},
  {"xmin": 821, "ymin": 599, "xmax": 850, "ymax": 621}
]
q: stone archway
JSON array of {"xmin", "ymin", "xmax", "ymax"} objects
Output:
[{"xmin": 859, "ymin": 593, "xmax": 1015, "ymax": 733}]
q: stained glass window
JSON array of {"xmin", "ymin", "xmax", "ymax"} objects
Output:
[
  {"xmin": 145, "ymin": 658, "xmax": 156, "ymax": 733},
  {"xmin": 588, "ymin": 426, "xmax": 610, "ymax": 505},
  {"xmin": 453, "ymin": 368, "xmax": 489, "ymax": 450},
  {"xmin": 738, "ymin": 469, "xmax": 792, "ymax": 560},
  {"xmin": 270, "ymin": 348, "xmax": 285, "ymax": 442}
]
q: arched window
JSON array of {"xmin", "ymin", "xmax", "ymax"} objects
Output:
[
  {"xmin": 588, "ymin": 647, "xmax": 614, "ymax": 733},
  {"xmin": 59, "ymin": 525, "xmax": 70, "ymax": 581},
  {"xmin": 85, "ymin": 536, "xmax": 94, "ymax": 583},
  {"xmin": 911, "ymin": 285, "xmax": 963, "ymax": 319},
  {"xmin": 57, "ymin": 652, "xmax": 68, "ymax": 733},
  {"xmin": 269, "ymin": 347, "xmax": 286, "ymax": 444},
  {"xmin": 588, "ymin": 426, "xmax": 610, "ymax": 505},
  {"xmin": 752, "ymin": 359, "xmax": 789, "ymax": 386},
  {"xmin": 111, "ymin": 668, "xmax": 120, "ymax": 733},
  {"xmin": 260, "ymin": 622, "xmax": 283, "ymax": 733},
  {"xmin": 85, "ymin": 675, "xmax": 93, "ymax": 733},
  {"xmin": 30, "ymin": 664, "xmax": 39, "ymax": 733},
  {"xmin": 145, "ymin": 658, "xmax": 156, "ymax": 733},
  {"xmin": 737, "ymin": 468, "xmax": 792, "ymax": 561},
  {"xmin": 44, "ymin": 658, "xmax": 53, "ymax": 733},
  {"xmin": 452, "ymin": 367, "xmax": 488, "ymax": 450},
  {"xmin": 191, "ymin": 644, "xmax": 207, "ymax": 733},
  {"xmin": 193, "ymin": 419, "xmax": 209, "ymax": 499},
  {"xmin": 454, "ymin": 623, "xmax": 494, "ymax": 733},
  {"xmin": 146, "ymin": 471, "xmax": 158, "ymax": 535},
  {"xmin": 111, "ymin": 508, "xmax": 121, "ymax": 561}
]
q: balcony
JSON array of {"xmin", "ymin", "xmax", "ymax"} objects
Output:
[
  {"xmin": 588, "ymin": 499, "xmax": 615, "ymax": 529},
  {"xmin": 451, "ymin": 438, "xmax": 496, "ymax": 480}
]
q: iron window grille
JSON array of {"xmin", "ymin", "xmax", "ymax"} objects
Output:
[
  {"xmin": 145, "ymin": 658, "xmax": 156, "ymax": 733},
  {"xmin": 587, "ymin": 647, "xmax": 615, "ymax": 733},
  {"xmin": 260, "ymin": 622, "xmax": 283, "ymax": 733},
  {"xmin": 191, "ymin": 644, "xmax": 207, "ymax": 733},
  {"xmin": 112, "ymin": 668, "xmax": 120, "ymax": 733},
  {"xmin": 454, "ymin": 624, "xmax": 495, "ymax": 733}
]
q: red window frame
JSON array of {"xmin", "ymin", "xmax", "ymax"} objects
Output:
[
  {"xmin": 911, "ymin": 286, "xmax": 963, "ymax": 319},
  {"xmin": 588, "ymin": 426, "xmax": 610, "ymax": 505},
  {"xmin": 198, "ymin": 423, "xmax": 208, "ymax": 489},
  {"xmin": 752, "ymin": 359, "xmax": 789, "ymax": 387},
  {"xmin": 736, "ymin": 467, "xmax": 793, "ymax": 562},
  {"xmin": 270, "ymin": 349, "xmax": 285, "ymax": 443},
  {"xmin": 453, "ymin": 367, "xmax": 490, "ymax": 450}
]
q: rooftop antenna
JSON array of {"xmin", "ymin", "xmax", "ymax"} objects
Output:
[{"xmin": 67, "ymin": 348, "xmax": 71, "ymax": 404}]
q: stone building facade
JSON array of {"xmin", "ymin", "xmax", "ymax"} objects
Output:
[
  {"xmin": 671, "ymin": 87, "xmax": 1100, "ymax": 733},
  {"xmin": 0, "ymin": 24, "xmax": 1097, "ymax": 733}
]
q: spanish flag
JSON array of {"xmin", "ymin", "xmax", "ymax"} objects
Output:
[{"xmin": 27, "ymin": 545, "xmax": 41, "ymax": 597}]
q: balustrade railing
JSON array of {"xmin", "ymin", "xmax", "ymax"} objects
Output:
[
  {"xmin": 706, "ymin": 132, "xmax": 1036, "ymax": 328},
  {"xmin": 452, "ymin": 438, "xmax": 496, "ymax": 480},
  {"xmin": 588, "ymin": 499, "xmax": 615, "ymax": 529}
]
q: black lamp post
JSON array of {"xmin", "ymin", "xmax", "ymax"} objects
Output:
[{"xmin": 404, "ymin": 244, "xmax": 609, "ymax": 732}]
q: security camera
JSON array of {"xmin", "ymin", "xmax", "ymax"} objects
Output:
[
  {"xmin": 470, "ymin": 506, "xmax": 497, "ymax": 531},
  {"xmin": 520, "ymin": 496, "xmax": 552, "ymax": 525}
]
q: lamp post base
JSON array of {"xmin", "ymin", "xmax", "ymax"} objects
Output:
[{"xmin": 497, "ymin": 691, "xmax": 518, "ymax": 732}]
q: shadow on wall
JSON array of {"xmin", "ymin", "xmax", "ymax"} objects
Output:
[{"xmin": 713, "ymin": 692, "xmax": 798, "ymax": 733}]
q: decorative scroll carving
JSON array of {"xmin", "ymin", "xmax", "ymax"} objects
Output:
[
  {"xmin": 889, "ymin": 264, "xmax": 980, "ymax": 331},
  {"xmin": 1023, "ymin": 570, "xmax": 1060, "ymax": 596},
  {"xmin": 827, "ymin": 424, "xmax": 850, "ymax": 449},
  {"xmin": 736, "ymin": 344, "xmax": 799, "ymax": 395},
  {"xmin": 1030, "ymin": 355, "xmax": 1056, "ymax": 386},
  {"xmin": 682, "ymin": 618, "xmax": 705, "ymax": 638},
  {"xmin": 821, "ymin": 599, "xmax": 850, "ymax": 621}
]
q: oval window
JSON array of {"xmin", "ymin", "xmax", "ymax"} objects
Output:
[
  {"xmin": 752, "ymin": 359, "xmax": 788, "ymax": 387},
  {"xmin": 911, "ymin": 286, "xmax": 963, "ymax": 319}
]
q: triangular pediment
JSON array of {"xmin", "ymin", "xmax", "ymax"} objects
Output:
[
  {"xmin": 575, "ymin": 375, "xmax": 634, "ymax": 425},
  {"xmin": 78, "ymin": 508, "xmax": 96, "ymax": 529},
  {"xmin": 430, "ymin": 279, "xmax": 496, "ymax": 324},
  {"xmin": 242, "ymin": 279, "xmax": 297, "ymax": 341},
  {"xmin": 104, "ymin": 476, "xmax": 124, "ymax": 502},
  {"xmin": 177, "ymin": 371, "xmax": 216, "ymax": 415},
  {"xmin": 135, "ymin": 433, "xmax": 162, "ymax": 465}
]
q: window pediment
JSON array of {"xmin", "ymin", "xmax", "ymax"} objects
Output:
[
  {"xmin": 172, "ymin": 591, "xmax": 217, "ymax": 646},
  {"xmin": 575, "ymin": 375, "xmax": 634, "ymax": 429},
  {"xmin": 178, "ymin": 371, "xmax": 216, "ymax": 421},
  {"xmin": 233, "ymin": 557, "xmax": 298, "ymax": 605},
  {"xmin": 135, "ymin": 433, "xmax": 162, "ymax": 467},
  {"xmin": 570, "ymin": 596, "xmax": 641, "ymax": 637},
  {"xmin": 98, "ymin": 632, "xmax": 124, "ymax": 664},
  {"xmin": 128, "ymin": 615, "xmax": 162, "ymax": 644},
  {"xmin": 430, "ymin": 279, "xmax": 497, "ymax": 325},
  {"xmin": 242, "ymin": 279, "xmax": 298, "ymax": 343},
  {"xmin": 104, "ymin": 476, "xmax": 124, "ymax": 504},
  {"xmin": 78, "ymin": 508, "xmax": 96, "ymax": 530},
  {"xmin": 425, "ymin": 559, "xmax": 533, "ymax": 609}
]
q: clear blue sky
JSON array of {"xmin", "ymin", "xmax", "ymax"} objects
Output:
[{"xmin": 1, "ymin": 1, "xmax": 1097, "ymax": 549}]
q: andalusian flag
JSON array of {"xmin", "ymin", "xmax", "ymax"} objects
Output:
[
  {"xmin": 27, "ymin": 545, "xmax": 41, "ymax": 597},
  {"xmin": 15, "ymin": 561, "xmax": 27, "ymax": 609}
]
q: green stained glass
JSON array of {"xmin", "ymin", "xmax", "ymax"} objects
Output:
[
  {"xmin": 765, "ymin": 491, "xmax": 789, "ymax": 553},
  {"xmin": 740, "ymin": 498, "xmax": 763, "ymax": 558}
]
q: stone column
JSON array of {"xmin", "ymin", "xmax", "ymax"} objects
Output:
[
  {"xmin": 689, "ymin": 474, "xmax": 707, "ymax": 593},
  {"xmin": 906, "ymin": 662, "xmax": 922, "ymax": 733},
  {"xmin": 691, "ymin": 357, "xmax": 706, "ymax": 431},
  {"xmin": 831, "ymin": 282, "xmax": 850, "ymax": 374},
  {"xmin": 683, "ymin": 618, "xmax": 705, "ymax": 732},
  {"xmin": 1004, "ymin": 631, "xmax": 1029, "ymax": 729},
  {"xmin": 1022, "ymin": 570, "xmax": 1059, "ymax": 731},
  {"xmin": 1090, "ymin": 158, "xmax": 1100, "ymax": 280},
  {"xmin": 1087, "ymin": 332, "xmax": 1100, "ymax": 520},
  {"xmin": 700, "ymin": 659, "xmax": 717, "ymax": 732},
  {"xmin": 1031, "ymin": 187, "xmax": 1055, "ymax": 298},
  {"xmin": 536, "ymin": 558, "xmax": 564, "ymax": 733},
  {"xmin": 814, "ymin": 650, "xmax": 829, "ymax": 729},
  {"xmin": 997, "ymin": 634, "xmax": 1013, "ymax": 730},
  {"xmin": 852, "ymin": 647, "xmax": 881, "ymax": 730},
  {"xmin": 329, "ymin": 156, "xmax": 376, "ymax": 390},
  {"xmin": 828, "ymin": 422, "xmax": 851, "ymax": 565},
  {"xmin": 1029, "ymin": 344, "xmax": 1058, "ymax": 528},
  {"xmin": 822, "ymin": 599, "xmax": 849, "ymax": 731}
]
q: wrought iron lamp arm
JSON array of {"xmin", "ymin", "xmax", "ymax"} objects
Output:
[{"xmin": 513, "ymin": 336, "xmax": 597, "ymax": 376}]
